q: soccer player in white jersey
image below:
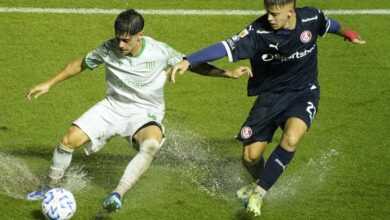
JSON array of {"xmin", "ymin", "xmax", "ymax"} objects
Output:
[{"xmin": 26, "ymin": 9, "xmax": 251, "ymax": 212}]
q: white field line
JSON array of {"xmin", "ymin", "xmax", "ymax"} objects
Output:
[{"xmin": 0, "ymin": 7, "xmax": 390, "ymax": 15}]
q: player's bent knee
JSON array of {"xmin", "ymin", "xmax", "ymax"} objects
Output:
[
  {"xmin": 60, "ymin": 134, "xmax": 79, "ymax": 150},
  {"xmin": 281, "ymin": 133, "xmax": 300, "ymax": 151},
  {"xmin": 61, "ymin": 126, "xmax": 89, "ymax": 149},
  {"xmin": 243, "ymin": 155, "xmax": 258, "ymax": 166},
  {"xmin": 140, "ymin": 139, "xmax": 161, "ymax": 156}
]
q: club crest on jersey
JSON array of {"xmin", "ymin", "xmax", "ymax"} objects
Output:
[
  {"xmin": 241, "ymin": 126, "xmax": 253, "ymax": 139},
  {"xmin": 300, "ymin": 31, "xmax": 312, "ymax": 43}
]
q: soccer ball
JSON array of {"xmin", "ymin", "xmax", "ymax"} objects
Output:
[{"xmin": 41, "ymin": 188, "xmax": 76, "ymax": 220}]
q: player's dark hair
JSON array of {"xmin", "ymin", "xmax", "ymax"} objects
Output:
[
  {"xmin": 264, "ymin": 0, "xmax": 296, "ymax": 8},
  {"xmin": 115, "ymin": 9, "xmax": 144, "ymax": 36}
]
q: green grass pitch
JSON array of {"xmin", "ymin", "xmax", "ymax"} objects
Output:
[{"xmin": 0, "ymin": 0, "xmax": 389, "ymax": 219}]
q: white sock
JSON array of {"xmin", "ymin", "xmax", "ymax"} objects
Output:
[
  {"xmin": 49, "ymin": 143, "xmax": 74, "ymax": 187},
  {"xmin": 114, "ymin": 140, "xmax": 160, "ymax": 197},
  {"xmin": 254, "ymin": 185, "xmax": 267, "ymax": 198}
]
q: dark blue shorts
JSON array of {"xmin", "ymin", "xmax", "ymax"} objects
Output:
[{"xmin": 236, "ymin": 88, "xmax": 320, "ymax": 145}]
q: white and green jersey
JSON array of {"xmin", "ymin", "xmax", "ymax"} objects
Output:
[{"xmin": 83, "ymin": 36, "xmax": 183, "ymax": 113}]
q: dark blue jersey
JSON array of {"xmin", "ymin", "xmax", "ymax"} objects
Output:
[{"xmin": 222, "ymin": 7, "xmax": 330, "ymax": 96}]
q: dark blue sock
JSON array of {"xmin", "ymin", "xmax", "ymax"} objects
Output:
[
  {"xmin": 258, "ymin": 145, "xmax": 295, "ymax": 190},
  {"xmin": 243, "ymin": 157, "xmax": 265, "ymax": 180}
]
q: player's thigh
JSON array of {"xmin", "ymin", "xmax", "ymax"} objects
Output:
[
  {"xmin": 133, "ymin": 124, "xmax": 163, "ymax": 146},
  {"xmin": 74, "ymin": 99, "xmax": 125, "ymax": 154},
  {"xmin": 280, "ymin": 117, "xmax": 308, "ymax": 151},
  {"xmin": 283, "ymin": 89, "xmax": 319, "ymax": 130},
  {"xmin": 238, "ymin": 94, "xmax": 280, "ymax": 143},
  {"xmin": 61, "ymin": 125, "xmax": 90, "ymax": 149},
  {"xmin": 243, "ymin": 141, "xmax": 268, "ymax": 164},
  {"xmin": 280, "ymin": 89, "xmax": 319, "ymax": 151}
]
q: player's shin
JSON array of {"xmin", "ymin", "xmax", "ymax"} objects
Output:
[
  {"xmin": 49, "ymin": 143, "xmax": 74, "ymax": 188},
  {"xmin": 243, "ymin": 156, "xmax": 265, "ymax": 180},
  {"xmin": 257, "ymin": 145, "xmax": 295, "ymax": 197},
  {"xmin": 113, "ymin": 139, "xmax": 160, "ymax": 197}
]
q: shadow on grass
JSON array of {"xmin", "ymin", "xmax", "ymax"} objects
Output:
[
  {"xmin": 3, "ymin": 146, "xmax": 53, "ymax": 159},
  {"xmin": 94, "ymin": 208, "xmax": 113, "ymax": 220},
  {"xmin": 31, "ymin": 209, "xmax": 46, "ymax": 220},
  {"xmin": 235, "ymin": 207, "xmax": 257, "ymax": 220}
]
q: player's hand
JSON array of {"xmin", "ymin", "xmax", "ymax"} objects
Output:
[
  {"xmin": 341, "ymin": 29, "xmax": 366, "ymax": 44},
  {"xmin": 26, "ymin": 82, "xmax": 51, "ymax": 100},
  {"xmin": 166, "ymin": 60, "xmax": 190, "ymax": 83},
  {"xmin": 225, "ymin": 66, "xmax": 253, "ymax": 79}
]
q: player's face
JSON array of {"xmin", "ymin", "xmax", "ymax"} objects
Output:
[
  {"xmin": 116, "ymin": 32, "xmax": 143, "ymax": 55},
  {"xmin": 266, "ymin": 4, "xmax": 294, "ymax": 30}
]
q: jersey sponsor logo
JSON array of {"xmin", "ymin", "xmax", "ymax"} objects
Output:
[
  {"xmin": 125, "ymin": 80, "xmax": 149, "ymax": 87},
  {"xmin": 261, "ymin": 44, "xmax": 316, "ymax": 62},
  {"xmin": 300, "ymin": 30, "xmax": 313, "ymax": 43},
  {"xmin": 109, "ymin": 76, "xmax": 150, "ymax": 88},
  {"xmin": 262, "ymin": 54, "xmax": 274, "ymax": 62},
  {"xmin": 241, "ymin": 126, "xmax": 253, "ymax": 139}
]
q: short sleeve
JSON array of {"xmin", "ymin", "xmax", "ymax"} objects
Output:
[
  {"xmin": 159, "ymin": 42, "xmax": 185, "ymax": 67},
  {"xmin": 315, "ymin": 8, "xmax": 330, "ymax": 36},
  {"xmin": 222, "ymin": 25, "xmax": 258, "ymax": 62},
  {"xmin": 83, "ymin": 43, "xmax": 108, "ymax": 70}
]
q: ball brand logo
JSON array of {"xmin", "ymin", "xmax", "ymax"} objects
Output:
[
  {"xmin": 241, "ymin": 126, "xmax": 252, "ymax": 139},
  {"xmin": 300, "ymin": 30, "xmax": 312, "ymax": 43}
]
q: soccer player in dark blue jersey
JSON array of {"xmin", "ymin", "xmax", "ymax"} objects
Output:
[{"xmin": 168, "ymin": 0, "xmax": 365, "ymax": 217}]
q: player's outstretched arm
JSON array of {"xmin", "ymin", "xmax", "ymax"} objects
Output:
[
  {"xmin": 188, "ymin": 63, "xmax": 252, "ymax": 79},
  {"xmin": 225, "ymin": 66, "xmax": 253, "ymax": 79},
  {"xmin": 167, "ymin": 42, "xmax": 228, "ymax": 83},
  {"xmin": 26, "ymin": 57, "xmax": 86, "ymax": 100},
  {"xmin": 338, "ymin": 27, "xmax": 366, "ymax": 44},
  {"xmin": 327, "ymin": 18, "xmax": 366, "ymax": 44}
]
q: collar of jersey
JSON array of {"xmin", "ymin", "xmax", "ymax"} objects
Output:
[{"xmin": 127, "ymin": 38, "xmax": 146, "ymax": 58}]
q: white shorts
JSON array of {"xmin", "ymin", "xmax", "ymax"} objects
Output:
[{"xmin": 73, "ymin": 98, "xmax": 164, "ymax": 155}]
